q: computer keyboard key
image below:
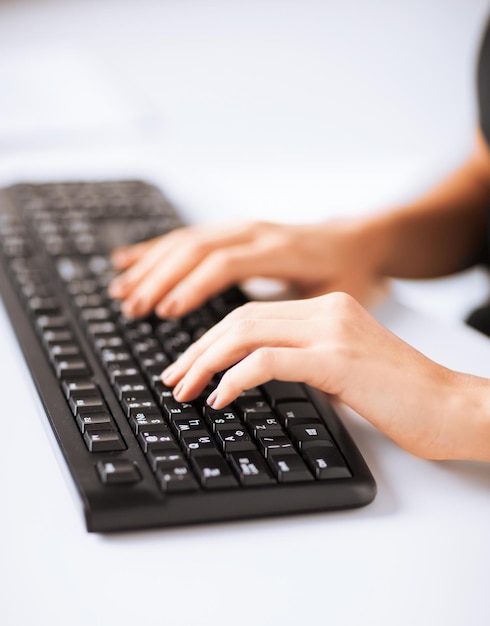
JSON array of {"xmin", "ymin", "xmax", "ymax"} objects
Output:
[
  {"xmin": 27, "ymin": 296, "xmax": 60, "ymax": 315},
  {"xmin": 235, "ymin": 398, "xmax": 273, "ymax": 422},
  {"xmin": 289, "ymin": 423, "xmax": 333, "ymax": 449},
  {"xmin": 114, "ymin": 379, "xmax": 148, "ymax": 400},
  {"xmin": 163, "ymin": 399, "xmax": 200, "ymax": 421},
  {"xmin": 76, "ymin": 411, "xmax": 114, "ymax": 433},
  {"xmin": 215, "ymin": 427, "xmax": 255, "ymax": 453},
  {"xmin": 83, "ymin": 430, "xmax": 126, "ymax": 452},
  {"xmin": 256, "ymin": 435, "xmax": 295, "ymax": 458},
  {"xmin": 162, "ymin": 330, "xmax": 192, "ymax": 359},
  {"xmin": 246, "ymin": 415, "xmax": 283, "ymax": 437},
  {"xmin": 191, "ymin": 454, "xmax": 239, "ymax": 489},
  {"xmin": 96, "ymin": 460, "xmax": 142, "ymax": 485},
  {"xmin": 227, "ymin": 451, "xmax": 275, "ymax": 486},
  {"xmin": 146, "ymin": 448, "xmax": 182, "ymax": 472},
  {"xmin": 48, "ymin": 343, "xmax": 81, "ymax": 362},
  {"xmin": 277, "ymin": 402, "xmax": 322, "ymax": 427},
  {"xmin": 156, "ymin": 462, "xmax": 199, "ymax": 493},
  {"xmin": 262, "ymin": 380, "xmax": 308, "ymax": 406},
  {"xmin": 129, "ymin": 411, "xmax": 167, "ymax": 434},
  {"xmin": 69, "ymin": 393, "xmax": 106, "ymax": 416},
  {"xmin": 267, "ymin": 451, "xmax": 314, "ymax": 483},
  {"xmin": 62, "ymin": 378, "xmax": 98, "ymax": 398},
  {"xmin": 170, "ymin": 416, "xmax": 207, "ymax": 438},
  {"xmin": 181, "ymin": 432, "xmax": 218, "ymax": 456},
  {"xmin": 94, "ymin": 335, "xmax": 125, "ymax": 351},
  {"xmin": 120, "ymin": 391, "xmax": 158, "ymax": 417},
  {"xmin": 36, "ymin": 314, "xmax": 68, "ymax": 331},
  {"xmin": 42, "ymin": 329, "xmax": 74, "ymax": 347},
  {"xmin": 203, "ymin": 408, "xmax": 242, "ymax": 431},
  {"xmin": 303, "ymin": 446, "xmax": 352, "ymax": 480},
  {"xmin": 137, "ymin": 429, "xmax": 175, "ymax": 453},
  {"xmin": 54, "ymin": 357, "xmax": 91, "ymax": 379}
]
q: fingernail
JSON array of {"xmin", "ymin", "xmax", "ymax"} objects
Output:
[
  {"xmin": 207, "ymin": 389, "xmax": 218, "ymax": 408},
  {"xmin": 108, "ymin": 280, "xmax": 123, "ymax": 298},
  {"xmin": 121, "ymin": 302, "xmax": 135, "ymax": 319},
  {"xmin": 157, "ymin": 297, "xmax": 178, "ymax": 318},
  {"xmin": 173, "ymin": 380, "xmax": 185, "ymax": 399},
  {"xmin": 111, "ymin": 251, "xmax": 127, "ymax": 267},
  {"xmin": 161, "ymin": 364, "xmax": 176, "ymax": 383}
]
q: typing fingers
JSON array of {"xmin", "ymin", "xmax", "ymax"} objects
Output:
[
  {"xmin": 169, "ymin": 318, "xmax": 310, "ymax": 402},
  {"xmin": 162, "ymin": 297, "xmax": 320, "ymax": 385}
]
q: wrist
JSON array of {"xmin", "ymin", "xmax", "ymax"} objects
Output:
[
  {"xmin": 433, "ymin": 371, "xmax": 490, "ymax": 461},
  {"xmin": 349, "ymin": 212, "xmax": 396, "ymax": 278}
]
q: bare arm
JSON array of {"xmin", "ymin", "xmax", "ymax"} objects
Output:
[
  {"xmin": 109, "ymin": 129, "xmax": 490, "ymax": 318},
  {"xmin": 365, "ymin": 129, "xmax": 490, "ymax": 279},
  {"xmin": 163, "ymin": 293, "xmax": 490, "ymax": 462}
]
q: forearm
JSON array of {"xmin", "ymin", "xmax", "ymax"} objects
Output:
[
  {"xmin": 363, "ymin": 130, "xmax": 490, "ymax": 279},
  {"xmin": 433, "ymin": 371, "xmax": 490, "ymax": 461}
]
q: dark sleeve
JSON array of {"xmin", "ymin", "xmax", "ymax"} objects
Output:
[
  {"xmin": 471, "ymin": 19, "xmax": 490, "ymax": 269},
  {"xmin": 478, "ymin": 19, "xmax": 490, "ymax": 145}
]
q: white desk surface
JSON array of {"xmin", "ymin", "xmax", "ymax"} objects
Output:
[
  {"xmin": 1, "ymin": 273, "xmax": 490, "ymax": 626},
  {"xmin": 1, "ymin": 1, "xmax": 490, "ymax": 625}
]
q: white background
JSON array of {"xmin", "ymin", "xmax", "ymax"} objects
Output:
[{"xmin": 1, "ymin": 2, "xmax": 490, "ymax": 625}]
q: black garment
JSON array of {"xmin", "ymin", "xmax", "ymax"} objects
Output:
[
  {"xmin": 478, "ymin": 18, "xmax": 490, "ymax": 145},
  {"xmin": 465, "ymin": 19, "xmax": 490, "ymax": 335}
]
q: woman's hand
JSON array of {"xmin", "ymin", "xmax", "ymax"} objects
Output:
[
  {"xmin": 161, "ymin": 292, "xmax": 490, "ymax": 461},
  {"xmin": 109, "ymin": 219, "xmax": 386, "ymax": 319}
]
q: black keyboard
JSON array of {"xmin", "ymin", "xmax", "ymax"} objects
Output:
[{"xmin": 0, "ymin": 180, "xmax": 376, "ymax": 532}]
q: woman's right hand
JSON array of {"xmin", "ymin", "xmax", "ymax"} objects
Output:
[
  {"xmin": 109, "ymin": 218, "xmax": 386, "ymax": 319},
  {"xmin": 163, "ymin": 292, "xmax": 490, "ymax": 462}
]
